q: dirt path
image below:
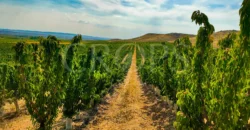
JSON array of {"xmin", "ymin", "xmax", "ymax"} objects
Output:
[{"xmin": 86, "ymin": 47, "xmax": 175, "ymax": 130}]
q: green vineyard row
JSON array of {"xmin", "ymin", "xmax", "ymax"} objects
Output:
[
  {"xmin": 137, "ymin": 1, "xmax": 250, "ymax": 129},
  {"xmin": 0, "ymin": 35, "xmax": 133, "ymax": 129}
]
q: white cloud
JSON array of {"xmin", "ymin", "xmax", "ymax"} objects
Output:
[{"xmin": 0, "ymin": 0, "xmax": 241, "ymax": 39}]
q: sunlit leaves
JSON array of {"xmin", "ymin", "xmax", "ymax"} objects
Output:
[
  {"xmin": 218, "ymin": 33, "xmax": 237, "ymax": 49},
  {"xmin": 239, "ymin": 0, "xmax": 250, "ymax": 39},
  {"xmin": 139, "ymin": 3, "xmax": 250, "ymax": 129}
]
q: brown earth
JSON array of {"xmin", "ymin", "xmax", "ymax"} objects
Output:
[
  {"xmin": 0, "ymin": 100, "xmax": 34, "ymax": 130},
  {"xmin": 86, "ymin": 47, "xmax": 175, "ymax": 130},
  {"xmin": 0, "ymin": 100, "xmax": 65, "ymax": 130}
]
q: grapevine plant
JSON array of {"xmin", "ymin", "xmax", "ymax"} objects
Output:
[{"xmin": 138, "ymin": 0, "xmax": 250, "ymax": 129}]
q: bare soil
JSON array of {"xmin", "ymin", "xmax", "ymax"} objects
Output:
[
  {"xmin": 0, "ymin": 100, "xmax": 64, "ymax": 130},
  {"xmin": 86, "ymin": 48, "xmax": 175, "ymax": 130},
  {"xmin": 0, "ymin": 100, "xmax": 34, "ymax": 130}
]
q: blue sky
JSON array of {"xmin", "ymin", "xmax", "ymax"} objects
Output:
[{"xmin": 0, "ymin": 0, "xmax": 242, "ymax": 38}]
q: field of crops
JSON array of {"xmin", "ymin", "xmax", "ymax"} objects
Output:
[
  {"xmin": 0, "ymin": 0, "xmax": 250, "ymax": 130},
  {"xmin": 0, "ymin": 35, "xmax": 136, "ymax": 129},
  {"xmin": 136, "ymin": 4, "xmax": 250, "ymax": 129}
]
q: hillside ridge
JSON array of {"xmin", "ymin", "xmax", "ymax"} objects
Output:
[{"xmin": 110, "ymin": 30, "xmax": 239, "ymax": 46}]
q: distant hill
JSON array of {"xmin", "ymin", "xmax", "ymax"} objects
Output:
[
  {"xmin": 123, "ymin": 33, "xmax": 195, "ymax": 42},
  {"xmin": 1, "ymin": 29, "xmax": 238, "ymax": 44},
  {"xmin": 109, "ymin": 39, "xmax": 123, "ymax": 42},
  {"xmin": 0, "ymin": 29, "xmax": 109, "ymax": 40},
  {"xmin": 116, "ymin": 30, "xmax": 239, "ymax": 47},
  {"xmin": 212, "ymin": 30, "xmax": 239, "ymax": 43}
]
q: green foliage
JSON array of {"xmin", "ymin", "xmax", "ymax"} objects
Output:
[
  {"xmin": 63, "ymin": 36, "xmax": 83, "ymax": 118},
  {"xmin": 239, "ymin": 0, "xmax": 250, "ymax": 39},
  {"xmin": 13, "ymin": 41, "xmax": 25, "ymax": 63},
  {"xmin": 5, "ymin": 65, "xmax": 21, "ymax": 113},
  {"xmin": 0, "ymin": 65, "xmax": 14, "ymax": 113},
  {"xmin": 192, "ymin": 10, "xmax": 214, "ymax": 49},
  {"xmin": 11, "ymin": 41, "xmax": 30, "ymax": 114},
  {"xmin": 138, "ymin": 3, "xmax": 250, "ymax": 129},
  {"xmin": 218, "ymin": 33, "xmax": 237, "ymax": 49},
  {"xmin": 191, "ymin": 10, "xmax": 215, "ymax": 35},
  {"xmin": 71, "ymin": 34, "xmax": 82, "ymax": 44},
  {"xmin": 174, "ymin": 36, "xmax": 192, "ymax": 55},
  {"xmin": 1, "ymin": 34, "xmax": 132, "ymax": 129},
  {"xmin": 22, "ymin": 36, "xmax": 65, "ymax": 130}
]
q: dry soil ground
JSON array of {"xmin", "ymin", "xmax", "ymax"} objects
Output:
[{"xmin": 86, "ymin": 48, "xmax": 175, "ymax": 130}]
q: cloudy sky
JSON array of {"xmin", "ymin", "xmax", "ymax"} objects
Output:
[{"xmin": 0, "ymin": 0, "xmax": 242, "ymax": 39}]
